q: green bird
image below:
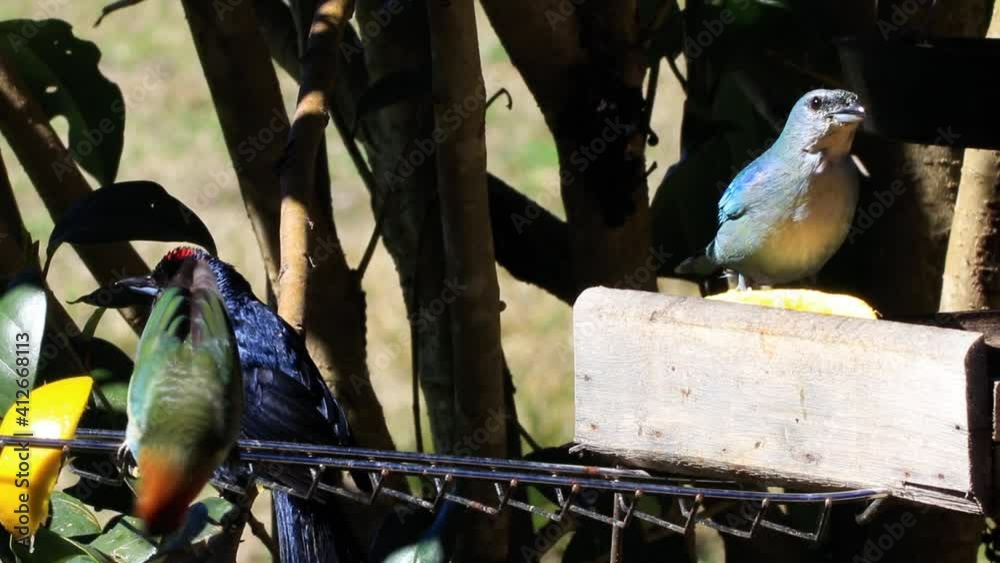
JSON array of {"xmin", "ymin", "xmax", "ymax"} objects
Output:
[{"xmin": 125, "ymin": 260, "xmax": 243, "ymax": 535}]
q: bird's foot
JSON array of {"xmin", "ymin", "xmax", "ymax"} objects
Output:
[{"xmin": 115, "ymin": 442, "xmax": 133, "ymax": 478}]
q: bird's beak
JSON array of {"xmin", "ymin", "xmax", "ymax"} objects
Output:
[
  {"xmin": 115, "ymin": 275, "xmax": 160, "ymax": 296},
  {"xmin": 832, "ymin": 103, "xmax": 866, "ymax": 125}
]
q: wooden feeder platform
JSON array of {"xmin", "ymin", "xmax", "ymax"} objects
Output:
[{"xmin": 573, "ymin": 287, "xmax": 994, "ymax": 515}]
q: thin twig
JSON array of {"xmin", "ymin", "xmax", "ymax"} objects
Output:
[
  {"xmin": 409, "ymin": 201, "xmax": 435, "ymax": 455},
  {"xmin": 411, "ymin": 328, "xmax": 424, "ymax": 453},
  {"xmin": 485, "ymin": 88, "xmax": 513, "ymax": 111},
  {"xmin": 666, "ymin": 53, "xmax": 687, "ymax": 94},
  {"xmin": 246, "ymin": 508, "xmax": 280, "ymax": 560},
  {"xmin": 356, "ymin": 195, "xmax": 387, "ymax": 280},
  {"xmin": 330, "ymin": 101, "xmax": 377, "ymax": 195},
  {"xmin": 641, "ymin": 0, "xmax": 677, "ymax": 48},
  {"xmin": 643, "ymin": 59, "xmax": 661, "ymax": 144},
  {"xmin": 610, "ymin": 493, "xmax": 623, "ymax": 563},
  {"xmin": 516, "ymin": 420, "xmax": 542, "ymax": 452},
  {"xmin": 94, "ymin": 0, "xmax": 147, "ymax": 26}
]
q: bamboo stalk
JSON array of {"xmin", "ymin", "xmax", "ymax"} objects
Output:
[
  {"xmin": 425, "ymin": 0, "xmax": 507, "ymax": 559},
  {"xmin": 277, "ymin": 0, "xmax": 354, "ymax": 330}
]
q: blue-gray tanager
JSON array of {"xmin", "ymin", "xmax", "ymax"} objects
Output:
[{"xmin": 676, "ymin": 89, "xmax": 865, "ymax": 288}]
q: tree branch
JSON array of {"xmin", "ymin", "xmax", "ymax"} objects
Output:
[
  {"xmin": 487, "ymin": 174, "xmax": 574, "ymax": 303},
  {"xmin": 0, "ymin": 51, "xmax": 149, "ymax": 333},
  {"xmin": 940, "ymin": 6, "xmax": 1000, "ymax": 311},
  {"xmin": 278, "ymin": 0, "xmax": 353, "ymax": 330},
  {"xmin": 940, "ymin": 148, "xmax": 1000, "ymax": 310},
  {"xmin": 480, "ymin": 0, "xmax": 655, "ymax": 295},
  {"xmin": 0, "ymin": 147, "xmax": 85, "ymax": 374},
  {"xmin": 426, "ymin": 0, "xmax": 507, "ymax": 559},
  {"xmin": 181, "ymin": 0, "xmax": 287, "ymax": 289},
  {"xmin": 255, "ymin": 0, "xmax": 576, "ymax": 304},
  {"xmin": 253, "ymin": 0, "xmax": 303, "ymax": 79},
  {"xmin": 0, "ymin": 147, "xmax": 28, "ymax": 269},
  {"xmin": 275, "ymin": 0, "xmax": 396, "ymax": 454}
]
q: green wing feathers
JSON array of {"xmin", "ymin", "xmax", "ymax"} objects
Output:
[{"xmin": 126, "ymin": 260, "xmax": 243, "ymax": 533}]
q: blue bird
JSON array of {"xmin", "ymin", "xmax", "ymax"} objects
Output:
[{"xmin": 676, "ymin": 89, "xmax": 866, "ymax": 288}]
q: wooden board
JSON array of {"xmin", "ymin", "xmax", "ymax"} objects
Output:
[{"xmin": 573, "ymin": 287, "xmax": 992, "ymax": 513}]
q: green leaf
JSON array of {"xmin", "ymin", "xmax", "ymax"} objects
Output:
[
  {"xmin": 0, "ymin": 19, "xmax": 124, "ymax": 185},
  {"xmin": 48, "ymin": 492, "xmax": 102, "ymax": 540},
  {"xmin": 95, "ymin": 381, "xmax": 127, "ymax": 414},
  {"xmin": 45, "ymin": 181, "xmax": 217, "ymax": 274},
  {"xmin": 88, "ymin": 499, "xmax": 239, "ymax": 562},
  {"xmin": 10, "ymin": 527, "xmax": 109, "ymax": 563},
  {"xmin": 0, "ymin": 277, "xmax": 46, "ymax": 414},
  {"xmin": 197, "ymin": 497, "xmax": 239, "ymax": 528},
  {"xmin": 174, "ymin": 497, "xmax": 239, "ymax": 548},
  {"xmin": 81, "ymin": 308, "xmax": 106, "ymax": 342},
  {"xmin": 88, "ymin": 516, "xmax": 156, "ymax": 563}
]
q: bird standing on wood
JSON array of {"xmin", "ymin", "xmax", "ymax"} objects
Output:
[
  {"xmin": 118, "ymin": 247, "xmax": 361, "ymax": 562},
  {"xmin": 125, "ymin": 259, "xmax": 242, "ymax": 535},
  {"xmin": 675, "ymin": 89, "xmax": 866, "ymax": 288}
]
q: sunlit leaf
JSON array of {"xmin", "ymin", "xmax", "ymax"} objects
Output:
[
  {"xmin": 45, "ymin": 181, "xmax": 216, "ymax": 274},
  {"xmin": 88, "ymin": 515, "xmax": 156, "ymax": 563},
  {"xmin": 0, "ymin": 19, "xmax": 124, "ymax": 185},
  {"xmin": 10, "ymin": 526, "xmax": 109, "ymax": 563},
  {"xmin": 48, "ymin": 492, "xmax": 101, "ymax": 540},
  {"xmin": 0, "ymin": 278, "xmax": 46, "ymax": 414}
]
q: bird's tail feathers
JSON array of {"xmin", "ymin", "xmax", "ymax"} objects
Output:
[
  {"xmin": 273, "ymin": 491, "xmax": 362, "ymax": 563},
  {"xmin": 136, "ymin": 447, "xmax": 211, "ymax": 535}
]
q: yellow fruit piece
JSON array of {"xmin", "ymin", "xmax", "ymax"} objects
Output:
[
  {"xmin": 707, "ymin": 289, "xmax": 879, "ymax": 319},
  {"xmin": 0, "ymin": 376, "xmax": 93, "ymax": 540}
]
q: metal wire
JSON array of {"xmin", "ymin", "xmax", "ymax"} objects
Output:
[{"xmin": 3, "ymin": 429, "xmax": 890, "ymax": 543}]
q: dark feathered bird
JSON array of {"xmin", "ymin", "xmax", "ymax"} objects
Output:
[{"xmin": 119, "ymin": 247, "xmax": 361, "ymax": 563}]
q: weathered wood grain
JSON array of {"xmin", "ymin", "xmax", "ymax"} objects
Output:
[{"xmin": 574, "ymin": 287, "xmax": 991, "ymax": 513}]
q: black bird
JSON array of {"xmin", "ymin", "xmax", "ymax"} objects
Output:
[{"xmin": 118, "ymin": 246, "xmax": 362, "ymax": 563}]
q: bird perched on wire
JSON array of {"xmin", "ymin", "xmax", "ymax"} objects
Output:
[
  {"xmin": 117, "ymin": 247, "xmax": 362, "ymax": 562},
  {"xmin": 675, "ymin": 89, "xmax": 866, "ymax": 289},
  {"xmin": 125, "ymin": 259, "xmax": 242, "ymax": 535}
]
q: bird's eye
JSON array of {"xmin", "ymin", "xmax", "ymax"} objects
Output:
[{"xmin": 809, "ymin": 96, "xmax": 822, "ymax": 111}]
